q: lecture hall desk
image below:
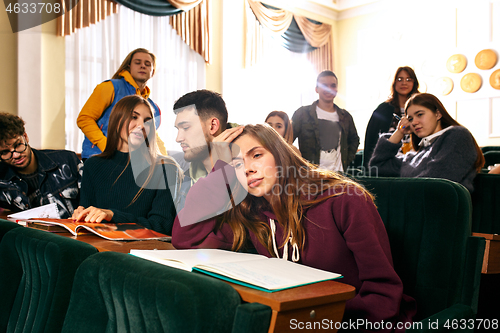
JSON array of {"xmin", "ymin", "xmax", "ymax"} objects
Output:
[
  {"xmin": 472, "ymin": 232, "xmax": 500, "ymax": 274},
  {"xmin": 64, "ymin": 233, "xmax": 356, "ymax": 333},
  {"xmin": 0, "ymin": 212, "xmax": 355, "ymax": 333}
]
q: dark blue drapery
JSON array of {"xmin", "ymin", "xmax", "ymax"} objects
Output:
[
  {"xmin": 113, "ymin": 0, "xmax": 183, "ymax": 16},
  {"xmin": 260, "ymin": 2, "xmax": 318, "ymax": 54}
]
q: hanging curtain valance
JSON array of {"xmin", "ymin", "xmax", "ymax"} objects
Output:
[
  {"xmin": 57, "ymin": 0, "xmax": 210, "ymax": 63},
  {"xmin": 279, "ymin": 17, "xmax": 316, "ymax": 53},
  {"xmin": 112, "ymin": 0, "xmax": 181, "ymax": 16},
  {"xmin": 246, "ymin": 0, "xmax": 333, "ymax": 72},
  {"xmin": 169, "ymin": 0, "xmax": 210, "ymax": 63},
  {"xmin": 57, "ymin": 0, "xmax": 118, "ymax": 36},
  {"xmin": 294, "ymin": 15, "xmax": 332, "ymax": 48},
  {"xmin": 168, "ymin": 0, "xmax": 202, "ymax": 11},
  {"xmin": 247, "ymin": 0, "xmax": 293, "ymax": 34}
]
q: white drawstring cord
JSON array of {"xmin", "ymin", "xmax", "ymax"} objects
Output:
[{"xmin": 269, "ymin": 219, "xmax": 300, "ymax": 262}]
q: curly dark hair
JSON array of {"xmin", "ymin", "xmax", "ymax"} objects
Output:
[{"xmin": 0, "ymin": 112, "xmax": 25, "ymax": 144}]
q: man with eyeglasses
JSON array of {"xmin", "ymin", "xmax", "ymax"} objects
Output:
[{"xmin": 0, "ymin": 113, "xmax": 83, "ymax": 218}]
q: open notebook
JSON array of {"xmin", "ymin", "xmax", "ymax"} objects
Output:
[{"xmin": 130, "ymin": 249, "xmax": 342, "ymax": 292}]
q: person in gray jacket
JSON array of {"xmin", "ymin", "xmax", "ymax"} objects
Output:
[
  {"xmin": 369, "ymin": 93, "xmax": 484, "ymax": 192},
  {"xmin": 292, "ymin": 70, "xmax": 359, "ymax": 172}
]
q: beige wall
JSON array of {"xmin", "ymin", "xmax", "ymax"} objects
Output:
[
  {"xmin": 205, "ymin": 0, "xmax": 223, "ymax": 93},
  {"xmin": 335, "ymin": 0, "xmax": 500, "ymax": 147},
  {"xmin": 0, "ymin": 6, "xmax": 65, "ymax": 149},
  {"xmin": 0, "ymin": 1, "xmax": 18, "ymax": 115},
  {"xmin": 5, "ymin": 0, "xmax": 500, "ymax": 149},
  {"xmin": 41, "ymin": 19, "xmax": 65, "ymax": 149}
]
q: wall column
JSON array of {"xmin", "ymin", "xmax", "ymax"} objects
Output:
[{"xmin": 18, "ymin": 25, "xmax": 43, "ymax": 149}]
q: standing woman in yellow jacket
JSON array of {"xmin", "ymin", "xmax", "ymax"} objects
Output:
[{"xmin": 77, "ymin": 48, "xmax": 165, "ymax": 159}]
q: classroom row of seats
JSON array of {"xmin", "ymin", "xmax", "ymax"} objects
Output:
[
  {"xmin": 352, "ymin": 145, "xmax": 500, "ymax": 174},
  {"xmin": 0, "ymin": 176, "xmax": 487, "ymax": 332},
  {"xmin": 349, "ymin": 145, "xmax": 500, "ymax": 235},
  {"xmin": 352, "ymin": 177, "xmax": 485, "ymax": 331},
  {"xmin": 351, "ymin": 172, "xmax": 500, "ymax": 326},
  {"xmin": 0, "ymin": 222, "xmax": 272, "ymax": 333}
]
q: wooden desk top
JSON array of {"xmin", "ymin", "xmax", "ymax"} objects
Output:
[
  {"xmin": 59, "ymin": 233, "xmax": 175, "ymax": 252},
  {"xmin": 228, "ymin": 280, "xmax": 355, "ymax": 312},
  {"xmin": 473, "ymin": 232, "xmax": 500, "ymax": 241},
  {"xmin": 1, "ymin": 211, "xmax": 175, "ymax": 252},
  {"xmin": 473, "ymin": 232, "xmax": 500, "ymax": 274}
]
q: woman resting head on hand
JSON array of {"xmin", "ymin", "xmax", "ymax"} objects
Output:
[
  {"xmin": 369, "ymin": 93, "xmax": 484, "ymax": 191},
  {"xmin": 173, "ymin": 124, "xmax": 416, "ymax": 330},
  {"xmin": 73, "ymin": 95, "xmax": 180, "ymax": 235}
]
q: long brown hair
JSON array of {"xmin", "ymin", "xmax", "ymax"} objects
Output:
[
  {"xmin": 99, "ymin": 95, "xmax": 179, "ymax": 204},
  {"xmin": 265, "ymin": 111, "xmax": 294, "ymax": 144},
  {"xmin": 387, "ymin": 66, "xmax": 420, "ymax": 109},
  {"xmin": 405, "ymin": 93, "xmax": 485, "ymax": 172},
  {"xmin": 111, "ymin": 48, "xmax": 156, "ymax": 80},
  {"xmin": 219, "ymin": 124, "xmax": 374, "ymax": 255}
]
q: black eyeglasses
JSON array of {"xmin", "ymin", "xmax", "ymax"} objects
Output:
[
  {"xmin": 0, "ymin": 137, "xmax": 28, "ymax": 161},
  {"xmin": 397, "ymin": 77, "xmax": 414, "ymax": 83}
]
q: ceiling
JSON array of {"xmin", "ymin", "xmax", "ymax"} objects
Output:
[{"xmin": 259, "ymin": 0, "xmax": 382, "ymax": 23}]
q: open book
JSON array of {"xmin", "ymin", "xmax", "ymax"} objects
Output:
[
  {"xmin": 130, "ymin": 249, "xmax": 342, "ymax": 292},
  {"xmin": 14, "ymin": 218, "xmax": 171, "ymax": 241}
]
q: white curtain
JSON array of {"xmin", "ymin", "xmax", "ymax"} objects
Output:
[
  {"xmin": 65, "ymin": 5, "xmax": 206, "ymax": 153},
  {"xmin": 227, "ymin": 0, "xmax": 317, "ymax": 129}
]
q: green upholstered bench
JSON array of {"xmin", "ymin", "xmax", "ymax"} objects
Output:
[
  {"xmin": 354, "ymin": 176, "xmax": 485, "ymax": 332},
  {"xmin": 471, "ymin": 173, "xmax": 500, "ymax": 234},
  {"xmin": 483, "ymin": 151, "xmax": 500, "ymax": 169},
  {"xmin": 0, "ymin": 226, "xmax": 98, "ymax": 333},
  {"xmin": 0, "ymin": 219, "xmax": 22, "ymax": 243},
  {"xmin": 61, "ymin": 251, "xmax": 272, "ymax": 333},
  {"xmin": 469, "ymin": 173, "xmax": 500, "ymax": 320},
  {"xmin": 481, "ymin": 146, "xmax": 500, "ymax": 154}
]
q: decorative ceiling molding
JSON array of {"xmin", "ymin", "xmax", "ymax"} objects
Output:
[
  {"xmin": 259, "ymin": 0, "xmax": 339, "ymax": 23},
  {"xmin": 335, "ymin": 0, "xmax": 385, "ymax": 20},
  {"xmin": 259, "ymin": 0, "xmax": 383, "ymax": 23}
]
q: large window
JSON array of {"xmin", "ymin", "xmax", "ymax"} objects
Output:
[{"xmin": 65, "ymin": 5, "xmax": 206, "ymax": 153}]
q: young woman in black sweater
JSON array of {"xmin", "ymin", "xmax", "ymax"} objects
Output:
[{"xmin": 72, "ymin": 95, "xmax": 180, "ymax": 235}]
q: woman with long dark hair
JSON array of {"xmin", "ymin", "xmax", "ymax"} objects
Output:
[
  {"xmin": 363, "ymin": 66, "xmax": 420, "ymax": 168},
  {"xmin": 172, "ymin": 124, "xmax": 416, "ymax": 331},
  {"xmin": 369, "ymin": 93, "xmax": 484, "ymax": 191},
  {"xmin": 73, "ymin": 95, "xmax": 180, "ymax": 235}
]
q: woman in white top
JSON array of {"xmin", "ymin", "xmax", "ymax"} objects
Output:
[{"xmin": 369, "ymin": 93, "xmax": 484, "ymax": 191}]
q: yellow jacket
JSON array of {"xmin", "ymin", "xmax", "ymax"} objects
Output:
[{"xmin": 77, "ymin": 71, "xmax": 166, "ymax": 155}]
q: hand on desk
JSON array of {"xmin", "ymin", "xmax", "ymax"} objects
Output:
[{"xmin": 72, "ymin": 206, "xmax": 114, "ymax": 223}]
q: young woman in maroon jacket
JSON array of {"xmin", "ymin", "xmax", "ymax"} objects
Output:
[{"xmin": 172, "ymin": 124, "xmax": 415, "ymax": 331}]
